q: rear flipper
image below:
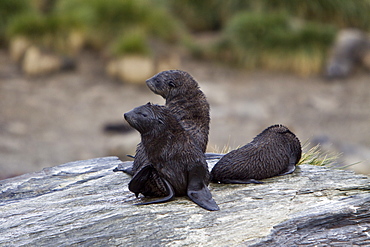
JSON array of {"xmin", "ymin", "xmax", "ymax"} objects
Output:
[
  {"xmin": 136, "ymin": 178, "xmax": 175, "ymax": 205},
  {"xmin": 279, "ymin": 164, "xmax": 296, "ymax": 176},
  {"xmin": 187, "ymin": 166, "xmax": 220, "ymax": 211},
  {"xmin": 129, "ymin": 165, "xmax": 174, "ymax": 204},
  {"xmin": 279, "ymin": 155, "xmax": 298, "ymax": 176},
  {"xmin": 113, "ymin": 161, "xmax": 134, "ymax": 176},
  {"xmin": 216, "ymin": 178, "xmax": 264, "ymax": 184}
]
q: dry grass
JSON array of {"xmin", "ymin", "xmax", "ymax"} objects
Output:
[
  {"xmin": 298, "ymin": 141, "xmax": 340, "ymax": 167},
  {"xmin": 260, "ymin": 49, "xmax": 325, "ymax": 77}
]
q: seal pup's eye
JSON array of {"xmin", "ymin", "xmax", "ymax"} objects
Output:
[{"xmin": 138, "ymin": 112, "xmax": 148, "ymax": 117}]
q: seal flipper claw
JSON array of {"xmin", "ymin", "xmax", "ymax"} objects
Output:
[
  {"xmin": 187, "ymin": 166, "xmax": 219, "ymax": 211},
  {"xmin": 126, "ymin": 154, "xmax": 135, "ymax": 159}
]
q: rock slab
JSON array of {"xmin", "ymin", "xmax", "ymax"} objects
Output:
[{"xmin": 1, "ymin": 156, "xmax": 370, "ymax": 246}]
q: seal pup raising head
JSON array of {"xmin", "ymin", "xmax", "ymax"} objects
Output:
[
  {"xmin": 146, "ymin": 70, "xmax": 210, "ymax": 153},
  {"xmin": 211, "ymin": 124, "xmax": 301, "ymax": 184},
  {"xmin": 124, "ymin": 103, "xmax": 219, "ymax": 211},
  {"xmin": 115, "ymin": 70, "xmax": 219, "ymax": 178}
]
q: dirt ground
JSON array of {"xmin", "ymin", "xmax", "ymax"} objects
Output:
[{"xmin": 1, "ymin": 50, "xmax": 370, "ymax": 179}]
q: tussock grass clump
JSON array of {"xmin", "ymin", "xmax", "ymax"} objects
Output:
[
  {"xmin": 262, "ymin": 0, "xmax": 370, "ymax": 31},
  {"xmin": 110, "ymin": 30, "xmax": 151, "ymax": 56},
  {"xmin": 179, "ymin": 0, "xmax": 370, "ymax": 75},
  {"xmin": 168, "ymin": 0, "xmax": 228, "ymax": 32},
  {"xmin": 298, "ymin": 142, "xmax": 340, "ymax": 168},
  {"xmin": 209, "ymin": 144, "xmax": 239, "ymax": 155},
  {"xmin": 209, "ymin": 12, "xmax": 337, "ymax": 76},
  {"xmin": 7, "ymin": 12, "xmax": 85, "ymax": 53},
  {"xmin": 169, "ymin": 0, "xmax": 370, "ymax": 33},
  {"xmin": 55, "ymin": 0, "xmax": 183, "ymax": 53},
  {"xmin": 0, "ymin": 0, "xmax": 34, "ymax": 46},
  {"xmin": 5, "ymin": 0, "xmax": 182, "ymax": 56}
]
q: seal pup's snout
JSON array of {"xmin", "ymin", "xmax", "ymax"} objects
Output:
[
  {"xmin": 123, "ymin": 111, "xmax": 135, "ymax": 124},
  {"xmin": 123, "ymin": 112, "xmax": 129, "ymax": 121}
]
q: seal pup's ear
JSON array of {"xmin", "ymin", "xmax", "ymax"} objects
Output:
[
  {"xmin": 187, "ymin": 166, "xmax": 219, "ymax": 211},
  {"xmin": 168, "ymin": 80, "xmax": 176, "ymax": 88}
]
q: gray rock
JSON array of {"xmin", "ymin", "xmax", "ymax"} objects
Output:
[
  {"xmin": 1, "ymin": 156, "xmax": 369, "ymax": 246},
  {"xmin": 22, "ymin": 46, "xmax": 76, "ymax": 76}
]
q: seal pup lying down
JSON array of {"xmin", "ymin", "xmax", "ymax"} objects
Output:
[
  {"xmin": 211, "ymin": 124, "xmax": 301, "ymax": 184},
  {"xmin": 124, "ymin": 103, "xmax": 219, "ymax": 211}
]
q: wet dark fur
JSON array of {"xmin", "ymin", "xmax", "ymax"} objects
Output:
[
  {"xmin": 124, "ymin": 103, "xmax": 219, "ymax": 211},
  {"xmin": 131, "ymin": 70, "xmax": 211, "ymax": 175},
  {"xmin": 211, "ymin": 124, "xmax": 302, "ymax": 184},
  {"xmin": 146, "ymin": 70, "xmax": 210, "ymax": 152}
]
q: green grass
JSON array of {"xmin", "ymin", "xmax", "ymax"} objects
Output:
[
  {"xmin": 5, "ymin": 0, "xmax": 182, "ymax": 54},
  {"xmin": 0, "ymin": 0, "xmax": 35, "ymax": 46},
  {"xmin": 54, "ymin": 0, "xmax": 182, "ymax": 51},
  {"xmin": 204, "ymin": 11, "xmax": 337, "ymax": 75},
  {"xmin": 261, "ymin": 0, "xmax": 370, "ymax": 30},
  {"xmin": 173, "ymin": 0, "xmax": 369, "ymax": 75},
  {"xmin": 3, "ymin": 0, "xmax": 370, "ymax": 74},
  {"xmin": 110, "ymin": 29, "xmax": 151, "ymax": 56}
]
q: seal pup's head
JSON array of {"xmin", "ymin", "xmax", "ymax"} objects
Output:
[
  {"xmin": 145, "ymin": 70, "xmax": 199, "ymax": 100},
  {"xmin": 124, "ymin": 102, "xmax": 180, "ymax": 135}
]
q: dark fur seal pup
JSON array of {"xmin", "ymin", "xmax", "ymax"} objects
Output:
[
  {"xmin": 211, "ymin": 124, "xmax": 301, "ymax": 184},
  {"xmin": 119, "ymin": 70, "xmax": 220, "ymax": 176},
  {"xmin": 124, "ymin": 103, "xmax": 219, "ymax": 211},
  {"xmin": 146, "ymin": 70, "xmax": 210, "ymax": 152},
  {"xmin": 325, "ymin": 29, "xmax": 370, "ymax": 79}
]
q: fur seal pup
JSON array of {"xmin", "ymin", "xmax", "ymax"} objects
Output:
[
  {"xmin": 117, "ymin": 70, "xmax": 219, "ymax": 176},
  {"xmin": 146, "ymin": 70, "xmax": 210, "ymax": 152},
  {"xmin": 124, "ymin": 103, "xmax": 219, "ymax": 211},
  {"xmin": 211, "ymin": 124, "xmax": 301, "ymax": 184},
  {"xmin": 325, "ymin": 29, "xmax": 370, "ymax": 79}
]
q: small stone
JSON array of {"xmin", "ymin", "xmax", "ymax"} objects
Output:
[{"xmin": 106, "ymin": 55, "xmax": 155, "ymax": 84}]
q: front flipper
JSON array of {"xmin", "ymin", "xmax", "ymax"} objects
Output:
[
  {"xmin": 187, "ymin": 166, "xmax": 219, "ymax": 211},
  {"xmin": 113, "ymin": 161, "xmax": 134, "ymax": 176}
]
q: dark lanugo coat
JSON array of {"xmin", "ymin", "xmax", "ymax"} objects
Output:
[
  {"xmin": 124, "ymin": 103, "xmax": 219, "ymax": 211},
  {"xmin": 146, "ymin": 70, "xmax": 210, "ymax": 153},
  {"xmin": 131, "ymin": 70, "xmax": 211, "ymax": 176},
  {"xmin": 211, "ymin": 124, "xmax": 301, "ymax": 184}
]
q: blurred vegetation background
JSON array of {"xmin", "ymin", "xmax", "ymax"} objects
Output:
[{"xmin": 2, "ymin": 0, "xmax": 370, "ymax": 75}]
